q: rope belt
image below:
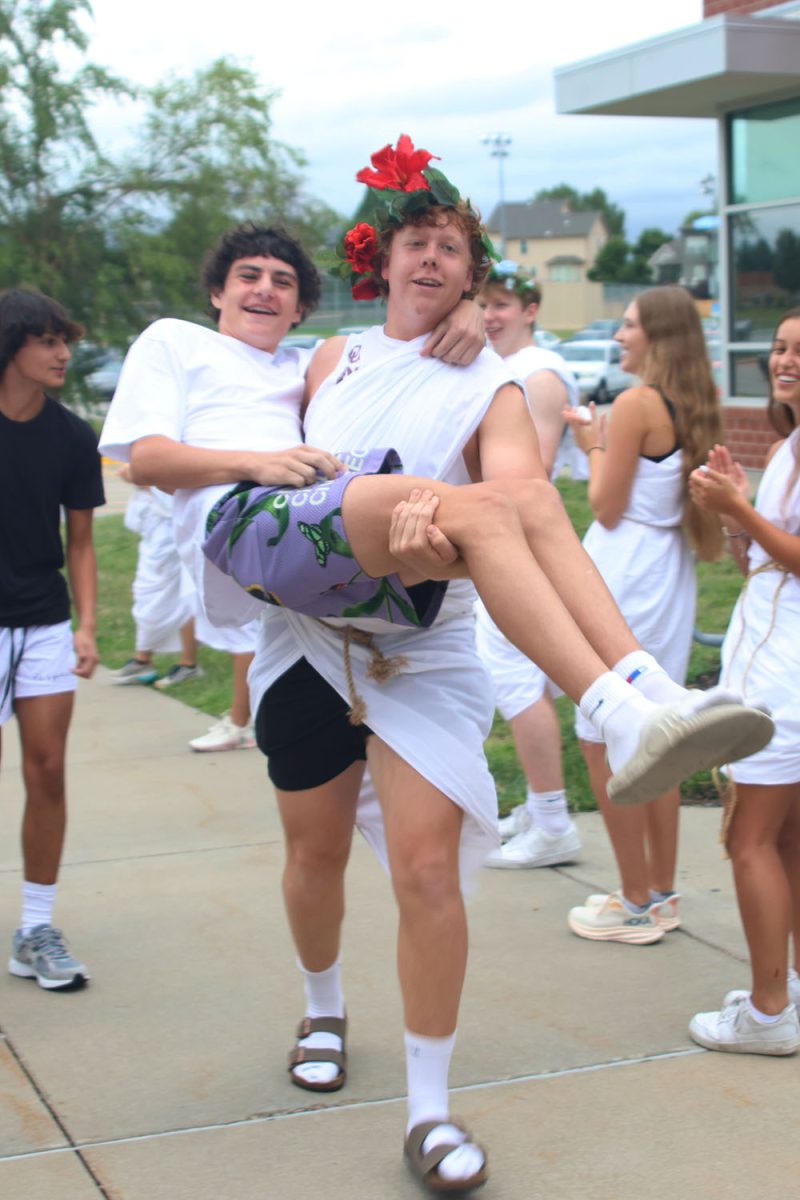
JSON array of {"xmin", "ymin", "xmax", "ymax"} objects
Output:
[{"xmin": 317, "ymin": 621, "xmax": 408, "ymax": 726}]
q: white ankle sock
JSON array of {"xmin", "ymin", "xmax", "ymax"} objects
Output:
[
  {"xmin": 21, "ymin": 882, "xmax": 56, "ymax": 934},
  {"xmin": 292, "ymin": 959, "xmax": 345, "ymax": 1087},
  {"xmin": 525, "ymin": 789, "xmax": 570, "ymax": 836},
  {"xmin": 578, "ymin": 672, "xmax": 654, "ymax": 773},
  {"xmin": 405, "ymin": 1030, "xmax": 485, "ymax": 1185},
  {"xmin": 747, "ymin": 997, "xmax": 783, "ymax": 1024},
  {"xmin": 613, "ymin": 652, "xmax": 686, "ymax": 706}
]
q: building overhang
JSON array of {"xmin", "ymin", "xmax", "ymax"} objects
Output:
[{"xmin": 555, "ymin": 13, "xmax": 800, "ymax": 119}]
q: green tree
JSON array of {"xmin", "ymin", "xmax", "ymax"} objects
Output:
[
  {"xmin": 773, "ymin": 229, "xmax": 800, "ymax": 295},
  {"xmin": 533, "ymin": 183, "xmax": 626, "ymax": 238},
  {"xmin": 0, "ymin": 0, "xmax": 136, "ymax": 339}
]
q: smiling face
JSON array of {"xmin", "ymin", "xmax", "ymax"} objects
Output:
[
  {"xmin": 615, "ymin": 302, "xmax": 649, "ymax": 375},
  {"xmin": 381, "ymin": 216, "xmax": 474, "ymax": 339},
  {"xmin": 210, "ymin": 255, "xmax": 304, "ymax": 352},
  {"xmin": 478, "ymin": 283, "xmax": 537, "ymax": 358},
  {"xmin": 770, "ymin": 316, "xmax": 800, "ymax": 417},
  {"xmin": 5, "ymin": 331, "xmax": 71, "ymax": 392}
]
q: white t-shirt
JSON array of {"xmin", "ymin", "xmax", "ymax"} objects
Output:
[{"xmin": 99, "ymin": 318, "xmax": 311, "ymax": 626}]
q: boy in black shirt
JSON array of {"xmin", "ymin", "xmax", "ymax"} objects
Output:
[{"xmin": 0, "ymin": 289, "xmax": 105, "ymax": 989}]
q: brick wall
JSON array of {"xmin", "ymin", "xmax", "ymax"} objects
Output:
[
  {"xmin": 704, "ymin": 0, "xmax": 783, "ymax": 14},
  {"xmin": 723, "ymin": 406, "xmax": 780, "ymax": 468}
]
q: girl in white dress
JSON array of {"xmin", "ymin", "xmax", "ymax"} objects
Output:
[
  {"xmin": 565, "ymin": 286, "xmax": 724, "ymax": 944},
  {"xmin": 687, "ymin": 308, "xmax": 800, "ymax": 1055}
]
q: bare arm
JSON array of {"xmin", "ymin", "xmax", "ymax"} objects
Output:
[
  {"xmin": 420, "ymin": 298, "xmax": 486, "ymax": 366},
  {"xmin": 130, "ymin": 434, "xmax": 343, "ymax": 491},
  {"xmin": 65, "ymin": 508, "xmax": 99, "ymax": 678},
  {"xmin": 526, "ymin": 370, "xmax": 567, "ymax": 478},
  {"xmin": 689, "ymin": 440, "xmax": 800, "ymax": 578},
  {"xmin": 567, "ymin": 388, "xmax": 650, "ymax": 528},
  {"xmin": 469, "ymin": 383, "xmax": 549, "ymax": 482}
]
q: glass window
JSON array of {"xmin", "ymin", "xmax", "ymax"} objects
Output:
[
  {"xmin": 520, "ymin": 239, "xmax": 528, "ymax": 254},
  {"xmin": 729, "ymin": 203, "xmax": 800, "ymax": 343},
  {"xmin": 729, "ymin": 349, "xmax": 770, "ymax": 401},
  {"xmin": 729, "ymin": 97, "xmax": 800, "ymax": 205},
  {"xmin": 551, "ymin": 264, "xmax": 580, "ymax": 282}
]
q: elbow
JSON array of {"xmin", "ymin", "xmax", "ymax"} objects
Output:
[{"xmin": 593, "ymin": 506, "xmax": 623, "ymax": 531}]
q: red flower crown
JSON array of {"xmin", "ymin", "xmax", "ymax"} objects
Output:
[{"xmin": 329, "ymin": 134, "xmax": 495, "ymax": 301}]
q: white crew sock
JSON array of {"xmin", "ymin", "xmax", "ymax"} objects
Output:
[
  {"xmin": 291, "ymin": 959, "xmax": 345, "ymax": 1087},
  {"xmin": 613, "ymin": 650, "xmax": 743, "ymax": 711},
  {"xmin": 613, "ymin": 651, "xmax": 686, "ymax": 706},
  {"xmin": 21, "ymin": 882, "xmax": 56, "ymax": 934},
  {"xmin": 405, "ymin": 1030, "xmax": 484, "ymax": 1185},
  {"xmin": 578, "ymin": 672, "xmax": 654, "ymax": 772},
  {"xmin": 525, "ymin": 789, "xmax": 571, "ymax": 836}
]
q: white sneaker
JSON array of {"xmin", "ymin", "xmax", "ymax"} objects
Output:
[
  {"xmin": 584, "ymin": 890, "xmax": 681, "ymax": 931},
  {"xmin": 723, "ymin": 972, "xmax": 800, "ymax": 1017},
  {"xmin": 485, "ymin": 821, "xmax": 581, "ymax": 869},
  {"xmin": 497, "ymin": 805, "xmax": 532, "ymax": 841},
  {"xmin": 188, "ymin": 714, "xmax": 257, "ymax": 753},
  {"xmin": 607, "ymin": 701, "xmax": 775, "ymax": 807},
  {"xmin": 689, "ymin": 995, "xmax": 800, "ymax": 1056},
  {"xmin": 568, "ymin": 891, "xmax": 664, "ymax": 944}
]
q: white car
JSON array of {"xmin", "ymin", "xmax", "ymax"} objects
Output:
[
  {"xmin": 559, "ymin": 339, "xmax": 638, "ymax": 403},
  {"xmin": 534, "ymin": 329, "xmax": 561, "ymax": 350}
]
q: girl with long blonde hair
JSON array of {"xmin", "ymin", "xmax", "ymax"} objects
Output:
[{"xmin": 566, "ymin": 285, "xmax": 724, "ymax": 944}]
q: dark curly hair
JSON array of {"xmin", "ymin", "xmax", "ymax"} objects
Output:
[
  {"xmin": 0, "ymin": 289, "xmax": 84, "ymax": 380},
  {"xmin": 201, "ymin": 223, "xmax": 321, "ymax": 324}
]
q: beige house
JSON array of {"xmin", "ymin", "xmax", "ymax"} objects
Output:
[{"xmin": 485, "ymin": 200, "xmax": 610, "ymax": 329}]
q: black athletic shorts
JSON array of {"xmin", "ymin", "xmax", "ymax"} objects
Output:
[{"xmin": 255, "ymin": 657, "xmax": 373, "ymax": 791}]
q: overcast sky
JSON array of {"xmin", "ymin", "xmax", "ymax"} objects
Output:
[{"xmin": 83, "ymin": 0, "xmax": 716, "ymax": 240}]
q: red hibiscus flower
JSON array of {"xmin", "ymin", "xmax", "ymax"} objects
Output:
[
  {"xmin": 351, "ymin": 277, "xmax": 381, "ymax": 301},
  {"xmin": 355, "ymin": 134, "xmax": 438, "ymax": 192},
  {"xmin": 344, "ymin": 222, "xmax": 378, "ymax": 274}
]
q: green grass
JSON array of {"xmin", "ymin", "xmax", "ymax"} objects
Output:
[{"xmin": 94, "ymin": 480, "xmax": 743, "ymax": 808}]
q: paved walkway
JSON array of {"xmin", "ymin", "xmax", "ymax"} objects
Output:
[{"xmin": 1, "ymin": 668, "xmax": 796, "ymax": 1199}]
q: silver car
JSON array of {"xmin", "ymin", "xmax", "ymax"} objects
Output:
[{"xmin": 559, "ymin": 339, "xmax": 639, "ymax": 403}]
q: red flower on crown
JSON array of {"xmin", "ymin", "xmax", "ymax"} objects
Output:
[
  {"xmin": 355, "ymin": 134, "xmax": 438, "ymax": 192},
  {"xmin": 344, "ymin": 222, "xmax": 378, "ymax": 275}
]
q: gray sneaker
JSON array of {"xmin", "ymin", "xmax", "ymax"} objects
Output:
[
  {"xmin": 153, "ymin": 663, "xmax": 205, "ymax": 689},
  {"xmin": 9, "ymin": 925, "xmax": 90, "ymax": 990},
  {"xmin": 112, "ymin": 658, "xmax": 159, "ymax": 686}
]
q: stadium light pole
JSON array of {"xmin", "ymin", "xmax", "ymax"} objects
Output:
[{"xmin": 482, "ymin": 133, "xmax": 512, "ymax": 255}]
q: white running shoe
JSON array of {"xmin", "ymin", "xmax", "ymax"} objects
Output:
[
  {"xmin": 497, "ymin": 805, "xmax": 532, "ymax": 841},
  {"xmin": 188, "ymin": 714, "xmax": 257, "ymax": 752},
  {"xmin": 568, "ymin": 891, "xmax": 663, "ymax": 944},
  {"xmin": 584, "ymin": 890, "xmax": 681, "ymax": 931},
  {"xmin": 689, "ymin": 995, "xmax": 800, "ymax": 1056},
  {"xmin": 607, "ymin": 701, "xmax": 774, "ymax": 806},
  {"xmin": 485, "ymin": 822, "xmax": 581, "ymax": 869}
]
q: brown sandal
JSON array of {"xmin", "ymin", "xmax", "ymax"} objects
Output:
[
  {"xmin": 404, "ymin": 1119, "xmax": 488, "ymax": 1193},
  {"xmin": 287, "ymin": 1015, "xmax": 347, "ymax": 1093}
]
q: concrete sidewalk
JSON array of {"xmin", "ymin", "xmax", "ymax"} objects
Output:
[{"xmin": 0, "ymin": 672, "xmax": 796, "ymax": 1200}]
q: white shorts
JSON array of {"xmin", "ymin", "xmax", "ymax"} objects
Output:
[{"xmin": 0, "ymin": 621, "xmax": 77, "ymax": 724}]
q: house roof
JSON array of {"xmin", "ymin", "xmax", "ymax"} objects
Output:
[{"xmin": 486, "ymin": 201, "xmax": 602, "ymax": 239}]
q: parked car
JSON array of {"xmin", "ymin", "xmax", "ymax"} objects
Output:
[
  {"xmin": 558, "ymin": 339, "xmax": 638, "ymax": 403},
  {"xmin": 534, "ymin": 329, "xmax": 561, "ymax": 350},
  {"xmin": 85, "ymin": 349, "xmax": 126, "ymax": 400},
  {"xmin": 279, "ymin": 333, "xmax": 322, "ymax": 350},
  {"xmin": 577, "ymin": 318, "xmax": 622, "ymax": 339}
]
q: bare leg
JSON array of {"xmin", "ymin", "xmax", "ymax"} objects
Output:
[
  {"xmin": 15, "ymin": 693, "xmax": 74, "ymax": 884},
  {"xmin": 580, "ymin": 739, "xmax": 651, "ymax": 908},
  {"xmin": 230, "ymin": 651, "xmax": 254, "ymax": 727},
  {"xmin": 368, "ymin": 739, "xmax": 466, "ymax": 1034},
  {"xmin": 178, "ymin": 618, "xmax": 198, "ymax": 666},
  {"xmin": 643, "ymin": 789, "xmax": 681, "ymax": 894},
  {"xmin": 276, "ymin": 762, "xmax": 362, "ymax": 971},
  {"xmin": 727, "ymin": 782, "xmax": 799, "ymax": 1015},
  {"xmin": 343, "ymin": 476, "xmax": 610, "ymax": 700},
  {"xmin": 776, "ymin": 800, "xmax": 800, "ymax": 972},
  {"xmin": 510, "ymin": 694, "xmax": 564, "ymax": 793}
]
